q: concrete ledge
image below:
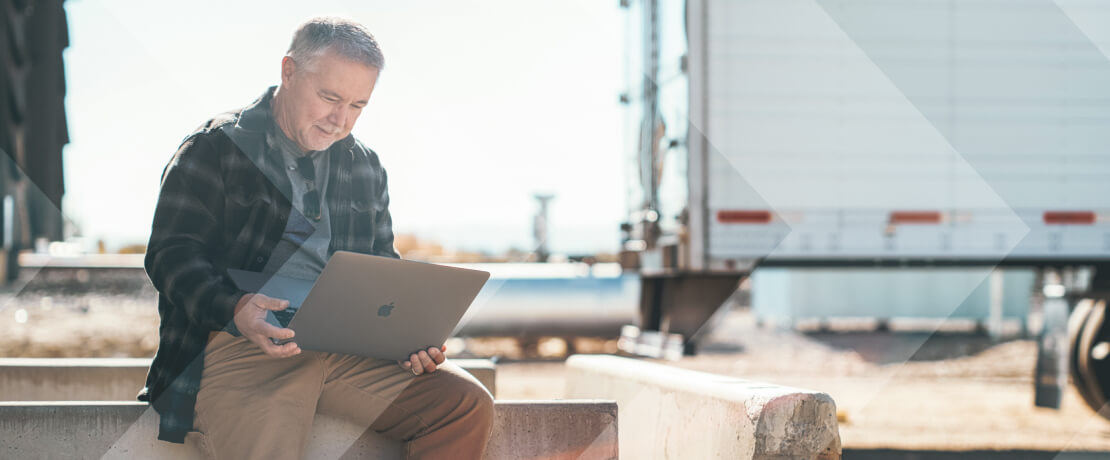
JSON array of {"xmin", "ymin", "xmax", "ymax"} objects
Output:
[
  {"xmin": 566, "ymin": 354, "xmax": 840, "ymax": 460},
  {"xmin": 0, "ymin": 357, "xmax": 496, "ymax": 400},
  {"xmin": 0, "ymin": 400, "xmax": 616, "ymax": 459}
]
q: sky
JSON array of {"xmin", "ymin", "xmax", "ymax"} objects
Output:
[{"xmin": 60, "ymin": 0, "xmax": 627, "ymax": 255}]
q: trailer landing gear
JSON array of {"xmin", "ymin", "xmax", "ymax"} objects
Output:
[{"xmin": 626, "ymin": 273, "xmax": 744, "ymax": 357}]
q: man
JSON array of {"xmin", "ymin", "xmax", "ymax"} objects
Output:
[{"xmin": 139, "ymin": 17, "xmax": 494, "ymax": 459}]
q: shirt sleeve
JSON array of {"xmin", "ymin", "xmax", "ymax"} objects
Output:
[
  {"xmin": 144, "ymin": 132, "xmax": 248, "ymax": 331},
  {"xmin": 371, "ymin": 167, "xmax": 401, "ymax": 259}
]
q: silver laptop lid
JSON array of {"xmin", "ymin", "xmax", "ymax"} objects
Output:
[{"xmin": 288, "ymin": 251, "xmax": 490, "ymax": 361}]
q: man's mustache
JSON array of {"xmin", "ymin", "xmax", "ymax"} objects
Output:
[{"xmin": 316, "ymin": 124, "xmax": 341, "ymax": 135}]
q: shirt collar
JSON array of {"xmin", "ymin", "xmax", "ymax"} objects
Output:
[{"xmin": 233, "ymin": 86, "xmax": 277, "ymax": 134}]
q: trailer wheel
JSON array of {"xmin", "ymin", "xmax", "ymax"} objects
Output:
[
  {"xmin": 1076, "ymin": 300, "xmax": 1110, "ymax": 419},
  {"xmin": 1069, "ymin": 299, "xmax": 1100, "ymax": 414}
]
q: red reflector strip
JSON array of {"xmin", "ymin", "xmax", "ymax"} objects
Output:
[
  {"xmin": 717, "ymin": 210, "xmax": 772, "ymax": 224},
  {"xmin": 1044, "ymin": 211, "xmax": 1095, "ymax": 225},
  {"xmin": 889, "ymin": 211, "xmax": 942, "ymax": 225}
]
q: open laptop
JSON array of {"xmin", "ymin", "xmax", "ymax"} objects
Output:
[{"xmin": 227, "ymin": 250, "xmax": 489, "ymax": 361}]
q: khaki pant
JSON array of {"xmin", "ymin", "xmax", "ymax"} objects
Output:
[{"xmin": 188, "ymin": 331, "xmax": 494, "ymax": 460}]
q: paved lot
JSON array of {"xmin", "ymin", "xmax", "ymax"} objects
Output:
[{"xmin": 494, "ymin": 308, "xmax": 1110, "ymax": 452}]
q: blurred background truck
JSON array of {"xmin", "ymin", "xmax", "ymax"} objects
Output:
[{"xmin": 618, "ymin": 0, "xmax": 1110, "ymax": 415}]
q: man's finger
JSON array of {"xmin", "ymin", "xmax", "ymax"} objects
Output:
[
  {"xmin": 262, "ymin": 324, "xmax": 295, "ymax": 340},
  {"xmin": 257, "ymin": 298, "xmax": 291, "ymax": 311},
  {"xmin": 276, "ymin": 341, "xmax": 301, "ymax": 357},
  {"xmin": 428, "ymin": 347, "xmax": 445, "ymax": 365},
  {"xmin": 409, "ymin": 353, "xmax": 424, "ymax": 375},
  {"xmin": 418, "ymin": 350, "xmax": 436, "ymax": 373},
  {"xmin": 260, "ymin": 338, "xmax": 301, "ymax": 358},
  {"xmin": 247, "ymin": 295, "xmax": 289, "ymax": 311},
  {"xmin": 254, "ymin": 336, "xmax": 281, "ymax": 356}
]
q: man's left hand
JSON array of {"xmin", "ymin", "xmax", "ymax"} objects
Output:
[{"xmin": 399, "ymin": 345, "xmax": 447, "ymax": 376}]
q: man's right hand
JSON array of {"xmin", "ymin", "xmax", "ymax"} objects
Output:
[{"xmin": 232, "ymin": 293, "xmax": 301, "ymax": 358}]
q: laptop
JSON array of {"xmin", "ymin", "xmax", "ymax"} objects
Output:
[{"xmin": 227, "ymin": 250, "xmax": 490, "ymax": 361}]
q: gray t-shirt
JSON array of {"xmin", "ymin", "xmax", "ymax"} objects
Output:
[
  {"xmin": 263, "ymin": 122, "xmax": 330, "ymax": 274},
  {"xmin": 223, "ymin": 100, "xmax": 336, "ymax": 334},
  {"xmin": 262, "ymin": 114, "xmax": 332, "ymax": 316}
]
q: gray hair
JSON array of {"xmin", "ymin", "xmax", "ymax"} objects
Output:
[{"xmin": 286, "ymin": 17, "xmax": 384, "ymax": 73}]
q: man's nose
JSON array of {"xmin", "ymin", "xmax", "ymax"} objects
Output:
[{"xmin": 326, "ymin": 103, "xmax": 346, "ymax": 128}]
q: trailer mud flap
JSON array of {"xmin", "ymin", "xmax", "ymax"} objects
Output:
[{"xmin": 638, "ymin": 273, "xmax": 744, "ymax": 354}]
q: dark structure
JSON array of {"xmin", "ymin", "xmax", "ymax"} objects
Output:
[{"xmin": 2, "ymin": 0, "xmax": 70, "ymax": 280}]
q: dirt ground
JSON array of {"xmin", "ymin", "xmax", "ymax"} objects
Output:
[
  {"xmin": 492, "ymin": 311, "xmax": 1110, "ymax": 452},
  {"xmin": 2, "ymin": 278, "xmax": 1109, "ymax": 452}
]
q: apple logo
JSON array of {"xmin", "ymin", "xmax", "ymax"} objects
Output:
[{"xmin": 377, "ymin": 302, "xmax": 395, "ymax": 317}]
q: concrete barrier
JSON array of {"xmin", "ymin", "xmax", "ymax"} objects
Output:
[
  {"xmin": 0, "ymin": 357, "xmax": 496, "ymax": 400},
  {"xmin": 0, "ymin": 400, "xmax": 617, "ymax": 459},
  {"xmin": 565, "ymin": 355, "xmax": 841, "ymax": 460}
]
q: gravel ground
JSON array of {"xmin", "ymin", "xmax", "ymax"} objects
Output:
[
  {"xmin": 493, "ymin": 308, "xmax": 1110, "ymax": 452},
  {"xmin": 0, "ymin": 293, "xmax": 160, "ymax": 358}
]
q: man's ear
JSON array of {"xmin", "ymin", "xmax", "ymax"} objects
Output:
[{"xmin": 280, "ymin": 56, "xmax": 297, "ymax": 85}]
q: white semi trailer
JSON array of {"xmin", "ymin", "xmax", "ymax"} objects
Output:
[{"xmin": 619, "ymin": 0, "xmax": 1110, "ymax": 414}]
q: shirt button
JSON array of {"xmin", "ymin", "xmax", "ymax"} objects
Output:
[{"xmin": 256, "ymin": 256, "xmax": 265, "ymax": 263}]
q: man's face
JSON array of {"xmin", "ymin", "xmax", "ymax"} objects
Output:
[{"xmin": 278, "ymin": 49, "xmax": 378, "ymax": 152}]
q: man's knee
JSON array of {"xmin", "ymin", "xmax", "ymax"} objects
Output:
[
  {"xmin": 469, "ymin": 381, "xmax": 495, "ymax": 427},
  {"xmin": 450, "ymin": 373, "xmax": 494, "ymax": 433}
]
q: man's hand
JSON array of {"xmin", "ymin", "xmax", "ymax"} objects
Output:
[
  {"xmin": 399, "ymin": 345, "xmax": 447, "ymax": 376},
  {"xmin": 233, "ymin": 293, "xmax": 301, "ymax": 358}
]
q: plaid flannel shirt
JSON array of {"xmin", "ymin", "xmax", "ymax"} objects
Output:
[{"xmin": 138, "ymin": 86, "xmax": 399, "ymax": 443}]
